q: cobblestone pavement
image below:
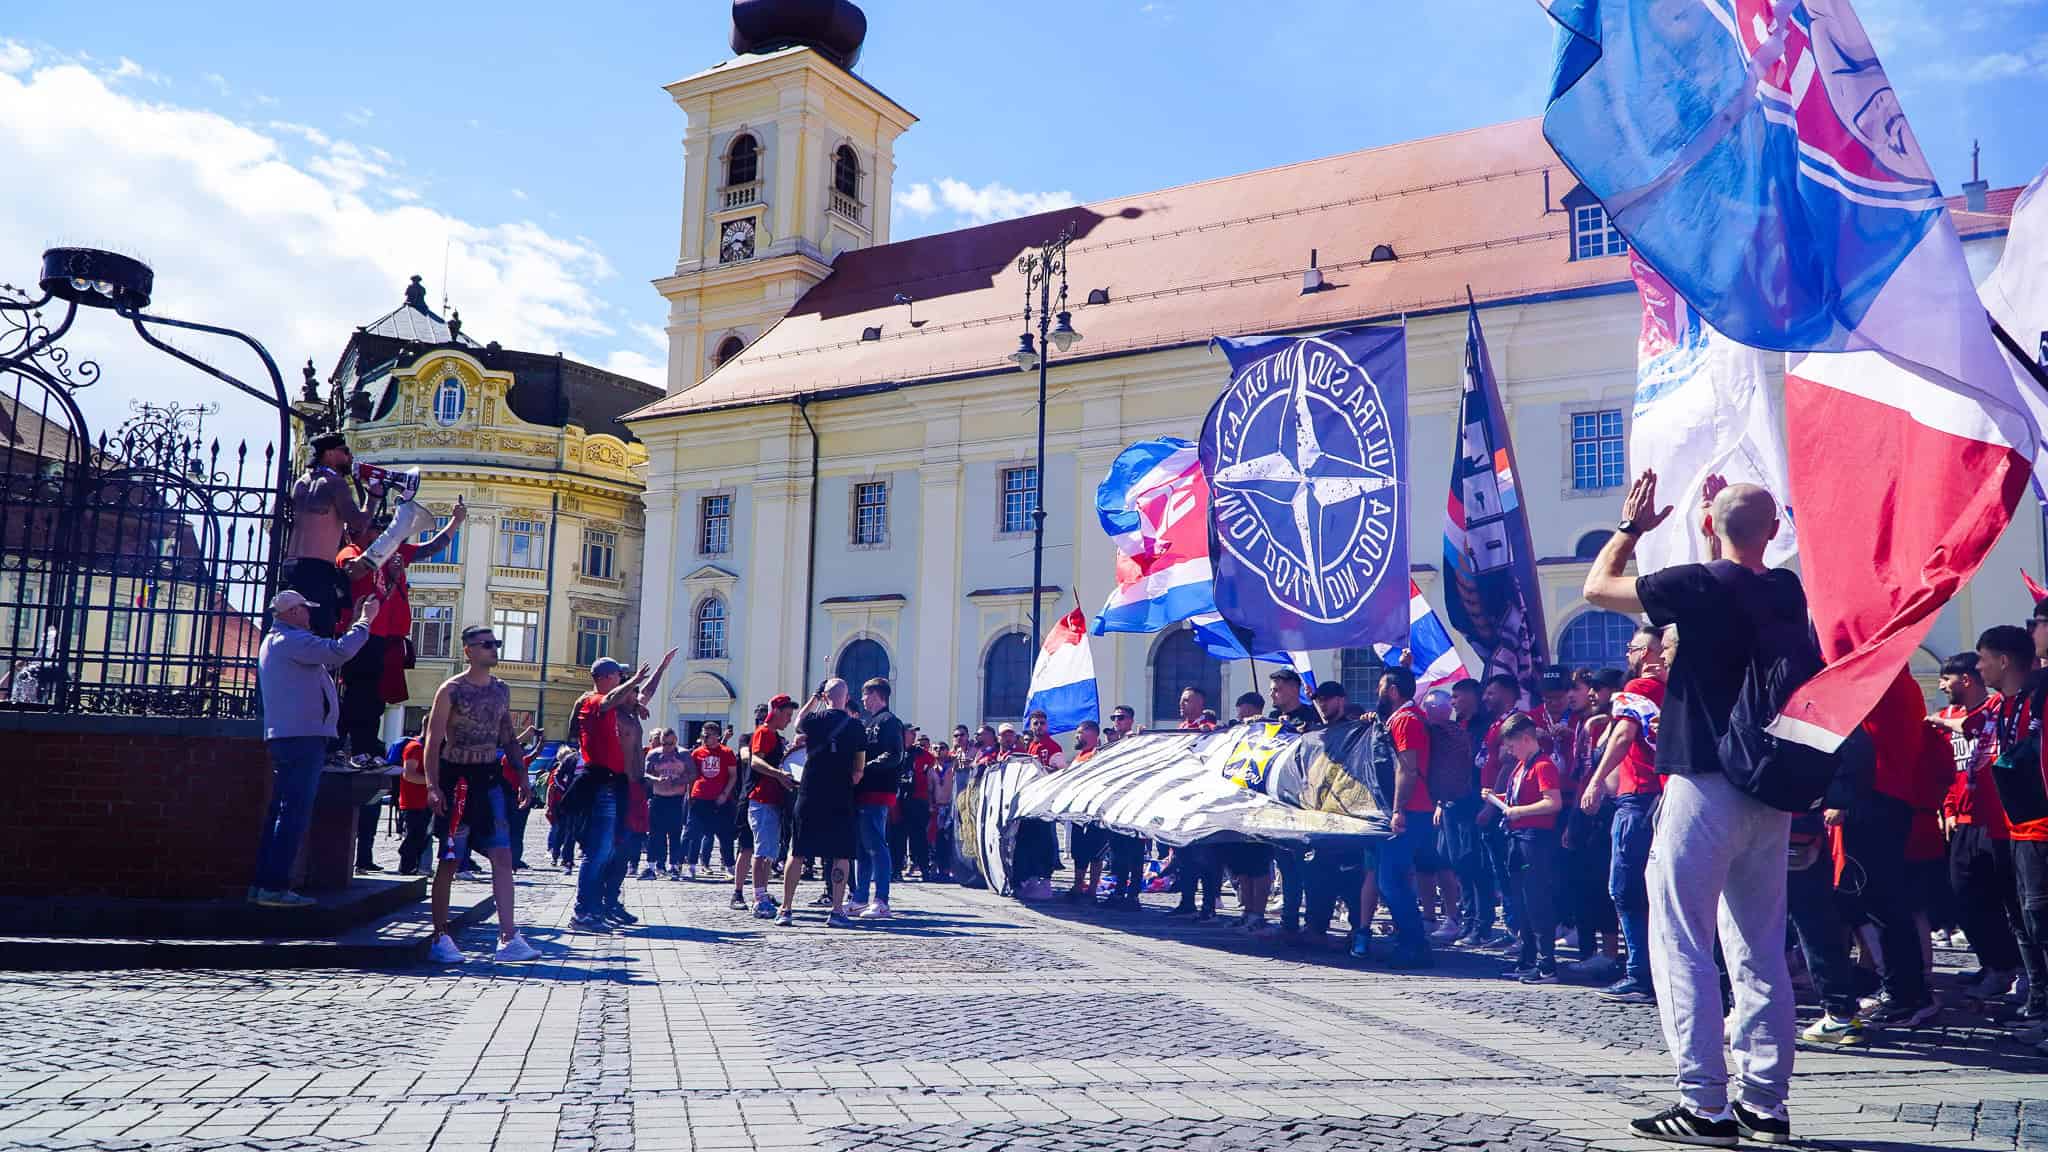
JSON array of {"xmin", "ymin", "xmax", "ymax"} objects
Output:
[{"xmin": 5, "ymin": 824, "xmax": 2048, "ymax": 1151}]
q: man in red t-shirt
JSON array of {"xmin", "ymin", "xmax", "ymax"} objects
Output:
[
  {"xmin": 1930, "ymin": 652, "xmax": 2021, "ymax": 991},
  {"xmin": 1366, "ymin": 666, "xmax": 1435, "ymax": 968},
  {"xmin": 682, "ymin": 723, "xmax": 739, "ymax": 880},
  {"xmin": 396, "ymin": 737, "xmax": 433, "ymax": 874},
  {"xmin": 894, "ymin": 731, "xmax": 937, "ymax": 881},
  {"xmin": 1977, "ymin": 625, "xmax": 2048, "ymax": 1020},
  {"xmin": 1579, "ymin": 624, "xmax": 1668, "ymax": 1002},
  {"xmin": 1488, "ymin": 712, "xmax": 1566, "ymax": 982},
  {"xmin": 570, "ymin": 656, "xmax": 650, "ymax": 929},
  {"xmin": 741, "ymin": 694, "xmax": 798, "ymax": 915}
]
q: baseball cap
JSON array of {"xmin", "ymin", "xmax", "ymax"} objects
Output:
[
  {"xmin": 270, "ymin": 589, "xmax": 318, "ymax": 612},
  {"xmin": 1538, "ymin": 667, "xmax": 1570, "ymax": 692},
  {"xmin": 1592, "ymin": 668, "xmax": 1626, "ymax": 691},
  {"xmin": 590, "ymin": 657, "xmax": 624, "ymax": 679},
  {"xmin": 997, "ymin": 722, "xmax": 1017, "ymax": 735},
  {"xmin": 309, "ymin": 430, "xmax": 348, "ymax": 454},
  {"xmin": 1311, "ymin": 680, "xmax": 1347, "ymax": 700},
  {"xmin": 769, "ymin": 693, "xmax": 796, "ymax": 710}
]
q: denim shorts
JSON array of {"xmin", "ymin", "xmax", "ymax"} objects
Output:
[
  {"xmin": 749, "ymin": 800, "xmax": 784, "ymax": 861},
  {"xmin": 439, "ymin": 781, "xmax": 510, "ymax": 860}
]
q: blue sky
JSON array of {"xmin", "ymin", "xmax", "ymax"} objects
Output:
[{"xmin": 3, "ymin": 0, "xmax": 2046, "ymax": 446}]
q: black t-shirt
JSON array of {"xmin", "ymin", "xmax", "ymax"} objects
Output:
[
  {"xmin": 1636, "ymin": 559, "xmax": 1808, "ymax": 777},
  {"xmin": 796, "ymin": 709, "xmax": 863, "ymax": 808},
  {"xmin": 1268, "ymin": 702, "xmax": 1322, "ymax": 733},
  {"xmin": 859, "ymin": 708, "xmax": 908, "ymax": 801}
]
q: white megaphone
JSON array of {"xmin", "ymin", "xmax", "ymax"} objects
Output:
[
  {"xmin": 362, "ymin": 497, "xmax": 435, "ymax": 569},
  {"xmin": 354, "ymin": 462, "xmax": 421, "ymax": 503}
]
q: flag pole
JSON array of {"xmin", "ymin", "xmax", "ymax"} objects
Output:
[{"xmin": 1992, "ymin": 318, "xmax": 2048, "ymax": 582}]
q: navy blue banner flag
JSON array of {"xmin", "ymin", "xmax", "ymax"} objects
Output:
[
  {"xmin": 1199, "ymin": 327, "xmax": 1408, "ymax": 654},
  {"xmin": 1442, "ymin": 301, "xmax": 1548, "ymax": 685}
]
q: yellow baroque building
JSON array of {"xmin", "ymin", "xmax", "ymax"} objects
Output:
[{"xmin": 328, "ymin": 279, "xmax": 659, "ymax": 736}]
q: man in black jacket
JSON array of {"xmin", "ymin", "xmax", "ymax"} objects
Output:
[{"xmin": 851, "ymin": 677, "xmax": 907, "ymax": 920}]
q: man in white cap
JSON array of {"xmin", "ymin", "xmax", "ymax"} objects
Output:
[{"xmin": 251, "ymin": 588, "xmax": 379, "ymax": 907}]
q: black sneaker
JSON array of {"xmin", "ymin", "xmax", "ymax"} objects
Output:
[
  {"xmin": 604, "ymin": 906, "xmax": 640, "ymax": 926},
  {"xmin": 1628, "ymin": 1106, "xmax": 1738, "ymax": 1147},
  {"xmin": 355, "ymin": 862, "xmax": 385, "ymax": 873},
  {"xmin": 1733, "ymin": 1102, "xmax": 1791, "ymax": 1145},
  {"xmin": 1866, "ymin": 998, "xmax": 1939, "ymax": 1029},
  {"xmin": 729, "ymin": 892, "xmax": 748, "ymax": 910},
  {"xmin": 1599, "ymin": 978, "xmax": 1657, "ymax": 1005},
  {"xmin": 1519, "ymin": 964, "xmax": 1559, "ymax": 985}
]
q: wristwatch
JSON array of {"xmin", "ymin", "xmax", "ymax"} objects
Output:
[{"xmin": 1617, "ymin": 518, "xmax": 1641, "ymax": 536}]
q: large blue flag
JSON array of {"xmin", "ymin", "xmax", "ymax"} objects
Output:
[
  {"xmin": 1442, "ymin": 303, "xmax": 1547, "ymax": 686},
  {"xmin": 1199, "ymin": 327, "xmax": 1408, "ymax": 654}
]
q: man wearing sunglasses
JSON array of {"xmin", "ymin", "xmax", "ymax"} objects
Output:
[{"xmin": 422, "ymin": 624, "xmax": 537, "ymax": 964}]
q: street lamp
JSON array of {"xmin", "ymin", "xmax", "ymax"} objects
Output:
[{"xmin": 1008, "ymin": 227, "xmax": 1082, "ymax": 648}]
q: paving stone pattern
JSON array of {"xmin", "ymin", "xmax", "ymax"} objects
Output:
[
  {"xmin": 1392, "ymin": 982, "xmax": 1669, "ymax": 1054},
  {"xmin": 823, "ymin": 1112, "xmax": 1595, "ymax": 1152},
  {"xmin": 748, "ymin": 990, "xmax": 1318, "ymax": 1064},
  {"xmin": 712, "ymin": 930, "xmax": 1079, "ymax": 975},
  {"xmin": 0, "ymin": 992, "xmax": 466, "ymax": 1074},
  {"xmin": 1868, "ymin": 1098, "xmax": 2048, "ymax": 1149}
]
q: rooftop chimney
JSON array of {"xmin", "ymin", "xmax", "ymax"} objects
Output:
[
  {"xmin": 1302, "ymin": 249, "xmax": 1325, "ymax": 295},
  {"xmin": 1963, "ymin": 139, "xmax": 1989, "ymax": 213}
]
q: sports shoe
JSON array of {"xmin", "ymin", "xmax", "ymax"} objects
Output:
[
  {"xmin": 428, "ymin": 933, "xmax": 465, "ymax": 964},
  {"xmin": 570, "ymin": 913, "xmax": 613, "ymax": 934},
  {"xmin": 729, "ymin": 892, "xmax": 748, "ymax": 910},
  {"xmin": 638, "ymin": 866, "xmax": 657, "ymax": 881},
  {"xmin": 1733, "ymin": 1102, "xmax": 1791, "ymax": 1145},
  {"xmin": 1565, "ymin": 955, "xmax": 1620, "ymax": 982},
  {"xmin": 253, "ymin": 889, "xmax": 317, "ymax": 909},
  {"xmin": 604, "ymin": 905, "xmax": 640, "ymax": 926},
  {"xmin": 775, "ymin": 910, "xmax": 795, "ymax": 926},
  {"xmin": 1799, "ymin": 1014, "xmax": 1866, "ymax": 1046},
  {"xmin": 857, "ymin": 900, "xmax": 894, "ymax": 920},
  {"xmin": 356, "ymin": 862, "xmax": 386, "ymax": 874},
  {"xmin": 1866, "ymin": 998, "xmax": 1939, "ymax": 1029},
  {"xmin": 1429, "ymin": 919, "xmax": 1465, "ymax": 944},
  {"xmin": 562, "ymin": 862, "xmax": 576, "ymax": 874},
  {"xmin": 687, "ymin": 864, "xmax": 699, "ymax": 880},
  {"xmin": 1348, "ymin": 931, "xmax": 1373, "ymax": 960},
  {"xmin": 1857, "ymin": 990, "xmax": 1890, "ymax": 1015},
  {"xmin": 753, "ymin": 898, "xmax": 777, "ymax": 919},
  {"xmin": 1599, "ymin": 979, "xmax": 1657, "ymax": 1005},
  {"xmin": 1628, "ymin": 1106, "xmax": 1738, "ymax": 1147},
  {"xmin": 1520, "ymin": 964, "xmax": 1559, "ymax": 985},
  {"xmin": 810, "ymin": 893, "xmax": 835, "ymax": 907},
  {"xmin": 667, "ymin": 867, "xmax": 682, "ymax": 881},
  {"xmin": 493, "ymin": 932, "xmax": 539, "ymax": 963},
  {"xmin": 826, "ymin": 911, "xmax": 855, "ymax": 929},
  {"xmin": 1193, "ymin": 911, "xmax": 1217, "ymax": 924}
]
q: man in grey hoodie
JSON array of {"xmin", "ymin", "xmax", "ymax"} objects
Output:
[{"xmin": 251, "ymin": 588, "xmax": 378, "ymax": 908}]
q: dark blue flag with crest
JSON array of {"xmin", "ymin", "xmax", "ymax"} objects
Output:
[
  {"xmin": 1199, "ymin": 327, "xmax": 1408, "ymax": 654},
  {"xmin": 1441, "ymin": 300, "xmax": 1548, "ymax": 686}
]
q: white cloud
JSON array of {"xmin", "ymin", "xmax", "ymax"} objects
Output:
[
  {"xmin": 603, "ymin": 349, "xmax": 662, "ymax": 384},
  {"xmin": 895, "ymin": 178, "xmax": 1075, "ymax": 226},
  {"xmin": 510, "ymin": 187, "xmax": 528, "ymax": 201},
  {"xmin": 103, "ymin": 57, "xmax": 150, "ymax": 84},
  {"xmin": 0, "ymin": 40, "xmax": 34, "ymax": 75},
  {"xmin": 343, "ymin": 106, "xmax": 374, "ymax": 127},
  {"xmin": 631, "ymin": 322, "xmax": 667, "ymax": 349},
  {"xmin": 203, "ymin": 72, "xmax": 230, "ymax": 95},
  {"xmin": 0, "ymin": 61, "xmax": 652, "ymax": 455}
]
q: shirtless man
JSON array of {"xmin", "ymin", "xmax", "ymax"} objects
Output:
[
  {"xmin": 423, "ymin": 623, "xmax": 538, "ymax": 964},
  {"xmin": 288, "ymin": 431, "xmax": 374, "ymax": 636}
]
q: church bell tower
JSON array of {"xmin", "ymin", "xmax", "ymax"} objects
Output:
[{"xmin": 656, "ymin": 0, "xmax": 916, "ymax": 394}]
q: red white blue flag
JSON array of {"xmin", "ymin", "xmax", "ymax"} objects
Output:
[
  {"xmin": 1025, "ymin": 605, "xmax": 1100, "ymax": 735},
  {"xmin": 1376, "ymin": 580, "xmax": 1472, "ymax": 694},
  {"xmin": 1543, "ymin": 0, "xmax": 2043, "ymax": 751}
]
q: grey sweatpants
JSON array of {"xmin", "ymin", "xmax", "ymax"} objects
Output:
[{"xmin": 1647, "ymin": 771, "xmax": 1795, "ymax": 1117}]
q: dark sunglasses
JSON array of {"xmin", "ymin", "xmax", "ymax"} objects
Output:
[
  {"xmin": 2029, "ymin": 619, "xmax": 2048, "ymax": 631},
  {"xmin": 468, "ymin": 638, "xmax": 502, "ymax": 649}
]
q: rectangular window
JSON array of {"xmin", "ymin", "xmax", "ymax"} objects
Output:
[
  {"xmin": 853, "ymin": 481, "xmax": 888, "ymax": 546},
  {"xmin": 411, "ymin": 605, "xmax": 453, "ymax": 660},
  {"xmin": 108, "ymin": 612, "xmax": 130, "ymax": 647},
  {"xmin": 1001, "ymin": 466, "xmax": 1039, "ymax": 535},
  {"xmin": 1570, "ymin": 409, "xmax": 1627, "ymax": 491},
  {"xmin": 700, "ymin": 494, "xmax": 732, "ymax": 555},
  {"xmin": 491, "ymin": 608, "xmax": 540, "ymax": 663},
  {"xmin": 496, "ymin": 517, "xmax": 545, "ymax": 570},
  {"xmin": 417, "ymin": 516, "xmax": 462, "ymax": 564},
  {"xmin": 583, "ymin": 530, "xmax": 617, "ymax": 580},
  {"xmin": 1572, "ymin": 203, "xmax": 1627, "ymax": 260},
  {"xmin": 576, "ymin": 616, "xmax": 613, "ymax": 666}
]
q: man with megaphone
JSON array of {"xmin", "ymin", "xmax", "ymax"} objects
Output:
[{"xmin": 286, "ymin": 431, "xmax": 376, "ymax": 637}]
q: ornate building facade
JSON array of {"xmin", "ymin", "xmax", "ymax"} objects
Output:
[
  {"xmin": 624, "ymin": 5, "xmax": 2032, "ymax": 737},
  {"xmin": 328, "ymin": 279, "xmax": 659, "ymax": 733}
]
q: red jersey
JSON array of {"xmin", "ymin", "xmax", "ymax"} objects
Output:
[
  {"xmin": 1992, "ymin": 686, "xmax": 2048, "ymax": 842},
  {"xmin": 690, "ymin": 745, "xmax": 737, "ymax": 801},
  {"xmin": 335, "ymin": 541, "xmax": 420, "ymax": 638},
  {"xmin": 749, "ymin": 725, "xmax": 789, "ymax": 805},
  {"xmin": 1026, "ymin": 735, "xmax": 1063, "ymax": 768},
  {"xmin": 397, "ymin": 739, "xmax": 429, "ymax": 810},
  {"xmin": 575, "ymin": 691, "xmax": 622, "ymax": 774},
  {"xmin": 908, "ymin": 748, "xmax": 935, "ymax": 800},
  {"xmin": 1942, "ymin": 698, "xmax": 2007, "ymax": 837},
  {"xmin": 1506, "ymin": 755, "xmax": 1562, "ymax": 831},
  {"xmin": 1386, "ymin": 702, "xmax": 1434, "ymax": 813},
  {"xmin": 1613, "ymin": 678, "xmax": 1666, "ymax": 797}
]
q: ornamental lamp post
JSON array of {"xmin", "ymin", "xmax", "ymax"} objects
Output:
[{"xmin": 1007, "ymin": 228, "xmax": 1081, "ymax": 649}]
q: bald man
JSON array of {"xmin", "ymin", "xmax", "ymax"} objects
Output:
[{"xmin": 1584, "ymin": 470, "xmax": 1806, "ymax": 1147}]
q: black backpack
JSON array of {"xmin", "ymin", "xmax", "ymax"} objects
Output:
[
  {"xmin": 1713, "ymin": 566, "xmax": 1836, "ymax": 813},
  {"xmin": 1990, "ymin": 674, "xmax": 2048, "ymax": 826}
]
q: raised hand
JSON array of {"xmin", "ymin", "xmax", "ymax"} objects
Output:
[{"xmin": 1622, "ymin": 470, "xmax": 1674, "ymax": 534}]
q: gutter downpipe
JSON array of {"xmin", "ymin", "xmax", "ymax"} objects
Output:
[
  {"xmin": 535, "ymin": 489, "xmax": 561, "ymax": 728},
  {"xmin": 797, "ymin": 395, "xmax": 821, "ymax": 688}
]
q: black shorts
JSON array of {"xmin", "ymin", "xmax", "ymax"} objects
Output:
[
  {"xmin": 1069, "ymin": 825, "xmax": 1109, "ymax": 867},
  {"xmin": 791, "ymin": 798, "xmax": 858, "ymax": 861},
  {"xmin": 736, "ymin": 803, "xmax": 755, "ymax": 853},
  {"xmin": 1220, "ymin": 841, "xmax": 1275, "ymax": 876}
]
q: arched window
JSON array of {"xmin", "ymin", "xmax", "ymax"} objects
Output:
[
  {"xmin": 982, "ymin": 631, "xmax": 1031, "ymax": 723},
  {"xmin": 1150, "ymin": 626, "xmax": 1222, "ymax": 725},
  {"xmin": 693, "ymin": 596, "xmax": 728, "ymax": 660},
  {"xmin": 835, "ymin": 637, "xmax": 889, "ymax": 691},
  {"xmin": 1574, "ymin": 530, "xmax": 1614, "ymax": 559},
  {"xmin": 433, "ymin": 376, "xmax": 465, "ymax": 425},
  {"xmin": 1556, "ymin": 610, "xmax": 1636, "ymax": 670},
  {"xmin": 714, "ymin": 335, "xmax": 745, "ymax": 367},
  {"xmin": 727, "ymin": 133, "xmax": 758, "ymax": 187},
  {"xmin": 833, "ymin": 145, "xmax": 860, "ymax": 199}
]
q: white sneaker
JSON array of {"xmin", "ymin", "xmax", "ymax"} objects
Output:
[
  {"xmin": 429, "ymin": 933, "xmax": 464, "ymax": 965},
  {"xmin": 493, "ymin": 932, "xmax": 539, "ymax": 963},
  {"xmin": 858, "ymin": 900, "xmax": 893, "ymax": 920},
  {"xmin": 687, "ymin": 865, "xmax": 699, "ymax": 880},
  {"xmin": 1429, "ymin": 920, "xmax": 1465, "ymax": 943}
]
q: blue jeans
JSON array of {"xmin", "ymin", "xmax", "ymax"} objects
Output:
[
  {"xmin": 1610, "ymin": 792, "xmax": 1657, "ymax": 986},
  {"xmin": 254, "ymin": 736, "xmax": 328, "ymax": 891},
  {"xmin": 1376, "ymin": 819, "xmax": 1429, "ymax": 950},
  {"xmin": 575, "ymin": 781, "xmax": 622, "ymax": 917},
  {"xmin": 851, "ymin": 803, "xmax": 893, "ymax": 904},
  {"xmin": 681, "ymin": 797, "xmax": 721, "ymax": 868}
]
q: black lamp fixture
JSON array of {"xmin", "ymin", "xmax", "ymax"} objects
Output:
[{"xmin": 1004, "ymin": 226, "xmax": 1083, "ymax": 648}]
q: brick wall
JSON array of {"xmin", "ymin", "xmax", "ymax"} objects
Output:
[{"xmin": 0, "ymin": 714, "xmax": 270, "ymax": 900}]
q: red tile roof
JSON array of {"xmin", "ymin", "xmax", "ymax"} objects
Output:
[{"xmin": 627, "ymin": 118, "xmax": 2019, "ymax": 422}]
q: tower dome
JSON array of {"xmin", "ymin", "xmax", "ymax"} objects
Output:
[{"xmin": 730, "ymin": 0, "xmax": 867, "ymax": 70}]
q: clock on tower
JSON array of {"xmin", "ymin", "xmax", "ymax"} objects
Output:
[{"xmin": 719, "ymin": 218, "xmax": 757, "ymax": 264}]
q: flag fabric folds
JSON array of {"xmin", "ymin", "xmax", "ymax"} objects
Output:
[
  {"xmin": 1201, "ymin": 327, "xmax": 1409, "ymax": 654},
  {"xmin": 1629, "ymin": 254, "xmax": 1797, "ymax": 575},
  {"xmin": 1024, "ymin": 605, "xmax": 1100, "ymax": 735},
  {"xmin": 1375, "ymin": 580, "xmax": 1472, "ymax": 694},
  {"xmin": 1542, "ymin": 0, "xmax": 2040, "ymax": 751},
  {"xmin": 1442, "ymin": 303, "xmax": 1547, "ymax": 684},
  {"xmin": 1981, "ymin": 165, "xmax": 2048, "ymax": 501},
  {"xmin": 1093, "ymin": 438, "xmax": 1219, "ymax": 635}
]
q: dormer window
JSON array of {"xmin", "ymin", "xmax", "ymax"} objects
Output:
[
  {"xmin": 726, "ymin": 133, "xmax": 759, "ymax": 187},
  {"xmin": 433, "ymin": 375, "xmax": 465, "ymax": 426},
  {"xmin": 1560, "ymin": 181, "xmax": 1627, "ymax": 260}
]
